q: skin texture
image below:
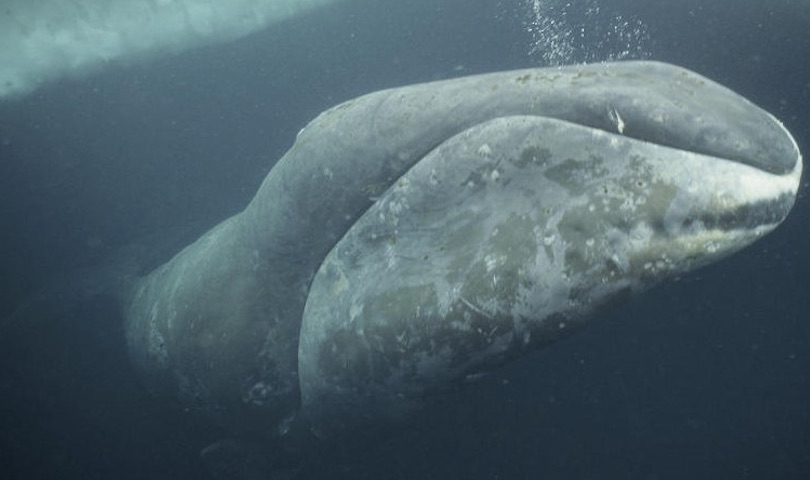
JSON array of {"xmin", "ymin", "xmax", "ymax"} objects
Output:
[{"xmin": 122, "ymin": 61, "xmax": 802, "ymax": 443}]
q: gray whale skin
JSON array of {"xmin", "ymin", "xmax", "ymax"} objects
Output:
[{"xmin": 123, "ymin": 61, "xmax": 802, "ymax": 444}]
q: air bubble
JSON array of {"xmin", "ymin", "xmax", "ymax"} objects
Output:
[{"xmin": 523, "ymin": 0, "xmax": 651, "ymax": 66}]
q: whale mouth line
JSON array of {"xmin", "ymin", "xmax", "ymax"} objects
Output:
[
  {"xmin": 508, "ymin": 62, "xmax": 804, "ymax": 177},
  {"xmin": 588, "ymin": 113, "xmax": 800, "ymax": 177}
]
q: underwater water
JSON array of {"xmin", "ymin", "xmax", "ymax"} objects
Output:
[{"xmin": 0, "ymin": 0, "xmax": 808, "ymax": 478}]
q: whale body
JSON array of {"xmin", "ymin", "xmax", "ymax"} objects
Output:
[{"xmin": 122, "ymin": 61, "xmax": 802, "ymax": 444}]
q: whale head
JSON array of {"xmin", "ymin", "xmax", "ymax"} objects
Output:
[{"xmin": 295, "ymin": 61, "xmax": 802, "ymax": 437}]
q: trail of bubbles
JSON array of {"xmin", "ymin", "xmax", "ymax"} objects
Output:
[{"xmin": 524, "ymin": 0, "xmax": 651, "ymax": 66}]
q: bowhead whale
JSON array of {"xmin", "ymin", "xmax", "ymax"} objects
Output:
[{"xmin": 118, "ymin": 61, "xmax": 802, "ymax": 465}]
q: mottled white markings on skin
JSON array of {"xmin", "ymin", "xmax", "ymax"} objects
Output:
[
  {"xmin": 388, "ymin": 199, "xmax": 406, "ymax": 215},
  {"xmin": 609, "ymin": 108, "xmax": 626, "ymax": 134},
  {"xmin": 610, "ymin": 254, "xmax": 624, "ymax": 271},
  {"xmin": 484, "ymin": 254, "xmax": 502, "ymax": 272},
  {"xmin": 429, "ymin": 169, "xmax": 439, "ymax": 186},
  {"xmin": 252, "ymin": 249, "xmax": 260, "ymax": 271},
  {"xmin": 664, "ymin": 189, "xmax": 699, "ymax": 235},
  {"xmin": 629, "ymin": 222, "xmax": 653, "ymax": 245},
  {"xmin": 349, "ymin": 301, "xmax": 363, "ymax": 321},
  {"xmin": 459, "ymin": 296, "xmax": 494, "ymax": 320},
  {"xmin": 450, "ymin": 319, "xmax": 473, "ymax": 332},
  {"xmin": 323, "ymin": 167, "xmax": 333, "ymax": 180},
  {"xmin": 147, "ymin": 301, "xmax": 168, "ymax": 366},
  {"xmin": 395, "ymin": 330, "xmax": 407, "ymax": 346},
  {"xmin": 477, "ymin": 144, "xmax": 492, "ymax": 157}
]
